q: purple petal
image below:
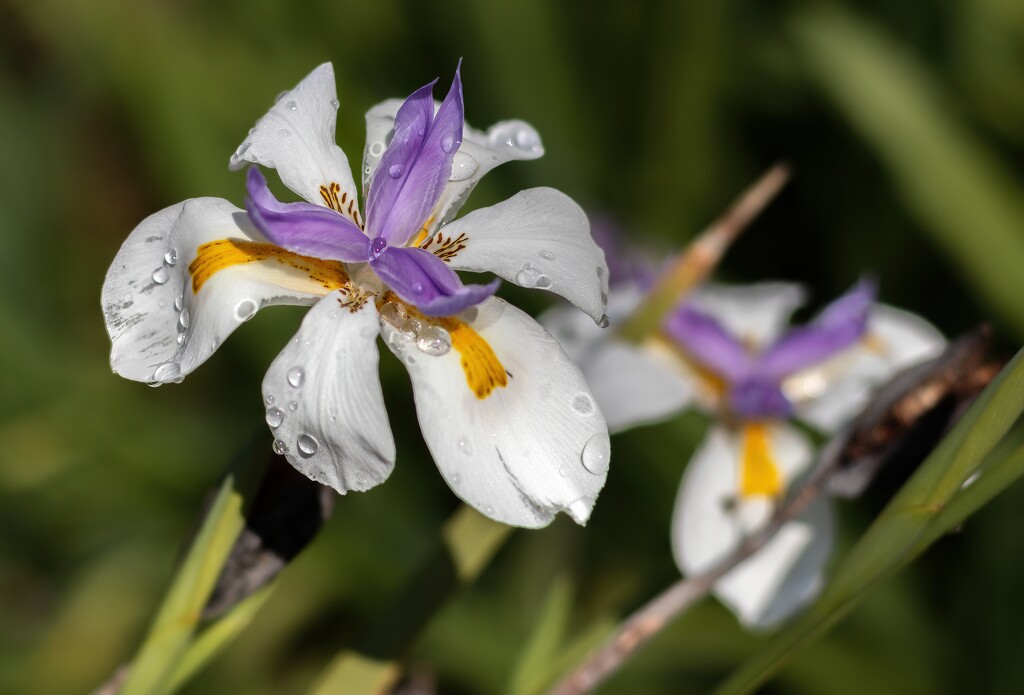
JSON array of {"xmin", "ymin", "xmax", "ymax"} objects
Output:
[
  {"xmin": 371, "ymin": 246, "xmax": 499, "ymax": 316},
  {"xmin": 756, "ymin": 278, "xmax": 877, "ymax": 379},
  {"xmin": 664, "ymin": 303, "xmax": 752, "ymax": 382},
  {"xmin": 245, "ymin": 168, "xmax": 367, "ymax": 262},
  {"xmin": 365, "ymin": 64, "xmax": 464, "ymax": 247}
]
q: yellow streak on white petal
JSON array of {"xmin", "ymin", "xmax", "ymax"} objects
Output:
[
  {"xmin": 738, "ymin": 423, "xmax": 782, "ymax": 498},
  {"xmin": 189, "ymin": 239, "xmax": 352, "ymax": 295}
]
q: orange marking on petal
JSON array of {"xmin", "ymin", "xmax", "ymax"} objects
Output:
[
  {"xmin": 189, "ymin": 239, "xmax": 350, "ymax": 294},
  {"xmin": 739, "ymin": 423, "xmax": 782, "ymax": 498},
  {"xmin": 439, "ymin": 316, "xmax": 508, "ymax": 399}
]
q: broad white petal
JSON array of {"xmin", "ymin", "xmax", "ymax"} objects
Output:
[
  {"xmin": 541, "ymin": 293, "xmax": 696, "ymax": 433},
  {"xmin": 437, "ymin": 188, "xmax": 608, "ymax": 322},
  {"xmin": 364, "ymin": 99, "xmax": 542, "ymax": 227},
  {"xmin": 671, "ymin": 423, "xmax": 828, "ymax": 628},
  {"xmin": 690, "ymin": 282, "xmax": 807, "ymax": 349},
  {"xmin": 382, "ymin": 297, "xmax": 608, "ymax": 528},
  {"xmin": 102, "ymin": 198, "xmax": 334, "ymax": 384},
  {"xmin": 790, "ymin": 305, "xmax": 946, "ymax": 433},
  {"xmin": 230, "ymin": 63, "xmax": 362, "ymax": 224},
  {"xmin": 262, "ymin": 292, "xmax": 395, "ymax": 494}
]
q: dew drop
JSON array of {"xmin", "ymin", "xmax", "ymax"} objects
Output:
[
  {"xmin": 164, "ymin": 248, "xmax": 178, "ymax": 266},
  {"xmin": 558, "ymin": 465, "xmax": 570, "ymax": 478},
  {"xmin": 285, "ymin": 99, "xmax": 297, "ymax": 111},
  {"xmin": 379, "ymin": 301, "xmax": 406, "ymax": 327},
  {"xmin": 176, "ymin": 333, "xmax": 186, "ymax": 345},
  {"xmin": 297, "ymin": 433, "xmax": 319, "ymax": 457},
  {"xmin": 449, "ymin": 151, "xmax": 477, "ymax": 181},
  {"xmin": 235, "ymin": 299, "xmax": 258, "ymax": 322},
  {"xmin": 151, "ymin": 267, "xmax": 170, "ymax": 284},
  {"xmin": 369, "ymin": 141, "xmax": 385, "ymax": 157},
  {"xmin": 275, "ymin": 90, "xmax": 288, "ymax": 103},
  {"xmin": 485, "ymin": 505, "xmax": 494, "ymax": 515},
  {"xmin": 539, "ymin": 250, "xmax": 555, "ymax": 261},
  {"xmin": 174, "ymin": 294, "xmax": 183, "ymax": 311},
  {"xmin": 178, "ymin": 308, "xmax": 190, "ymax": 330},
  {"xmin": 265, "ymin": 395, "xmax": 275, "ymax": 405},
  {"xmin": 329, "ymin": 98, "xmax": 339, "ymax": 110},
  {"xmin": 515, "ymin": 263, "xmax": 541, "ymax": 287},
  {"xmin": 535, "ymin": 275, "xmax": 552, "ymax": 288},
  {"xmin": 596, "ymin": 266, "xmax": 606, "ymax": 279},
  {"xmin": 272, "ymin": 439, "xmax": 288, "ymax": 455},
  {"xmin": 598, "ymin": 314, "xmax": 611, "ymax": 329},
  {"xmin": 418, "ymin": 127, "xmax": 427, "ymax": 137},
  {"xmin": 288, "ymin": 400, "xmax": 298, "ymax": 412},
  {"xmin": 451, "ymin": 472, "xmax": 462, "ymax": 485},
  {"xmin": 458, "ymin": 437, "xmax": 473, "ymax": 456},
  {"xmin": 153, "ymin": 361, "xmax": 180, "ymax": 382},
  {"xmin": 416, "ymin": 325, "xmax": 452, "ymax": 356},
  {"xmin": 265, "ymin": 407, "xmax": 284, "ymax": 428},
  {"xmin": 279, "ymin": 128, "xmax": 290, "ymax": 137},
  {"xmin": 232, "ymin": 142, "xmax": 251, "ymax": 160},
  {"xmin": 412, "ymin": 282, "xmax": 424, "ymax": 295},
  {"xmin": 581, "ymin": 433, "xmax": 611, "ymax": 475},
  {"xmin": 441, "ymin": 132, "xmax": 458, "ymax": 153},
  {"xmin": 287, "ymin": 367, "xmax": 305, "ymax": 387},
  {"xmin": 387, "ymin": 163, "xmax": 404, "ymax": 178},
  {"xmin": 572, "ymin": 393, "xmax": 595, "ymax": 415},
  {"xmin": 515, "ymin": 128, "xmax": 541, "ymax": 150}
]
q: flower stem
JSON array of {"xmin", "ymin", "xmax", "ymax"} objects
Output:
[{"xmin": 616, "ymin": 164, "xmax": 791, "ymax": 344}]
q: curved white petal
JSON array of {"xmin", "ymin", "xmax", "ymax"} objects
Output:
[
  {"xmin": 230, "ymin": 63, "xmax": 361, "ymax": 224},
  {"xmin": 541, "ymin": 293, "xmax": 696, "ymax": 433},
  {"xmin": 382, "ymin": 297, "xmax": 608, "ymax": 528},
  {"xmin": 364, "ymin": 99, "xmax": 543, "ymax": 228},
  {"xmin": 671, "ymin": 423, "xmax": 829, "ymax": 628},
  {"xmin": 790, "ymin": 305, "xmax": 946, "ymax": 433},
  {"xmin": 102, "ymin": 197, "xmax": 333, "ymax": 384},
  {"xmin": 690, "ymin": 282, "xmax": 807, "ymax": 349},
  {"xmin": 262, "ymin": 292, "xmax": 395, "ymax": 494},
  {"xmin": 437, "ymin": 188, "xmax": 608, "ymax": 322}
]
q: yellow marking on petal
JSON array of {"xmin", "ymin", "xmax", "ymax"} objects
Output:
[
  {"xmin": 410, "ymin": 217, "xmax": 435, "ymax": 247},
  {"xmin": 382, "ymin": 293, "xmax": 507, "ymax": 399},
  {"xmin": 739, "ymin": 423, "xmax": 782, "ymax": 498},
  {"xmin": 862, "ymin": 332, "xmax": 888, "ymax": 356},
  {"xmin": 189, "ymin": 239, "xmax": 351, "ymax": 294}
]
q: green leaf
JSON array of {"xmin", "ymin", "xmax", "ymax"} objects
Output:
[
  {"xmin": 506, "ymin": 576, "xmax": 574, "ymax": 695},
  {"xmin": 791, "ymin": 4, "xmax": 1024, "ymax": 336},
  {"xmin": 713, "ymin": 346, "xmax": 1024, "ymax": 695}
]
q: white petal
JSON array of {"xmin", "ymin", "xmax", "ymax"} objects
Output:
[
  {"xmin": 364, "ymin": 99, "xmax": 543, "ymax": 227},
  {"xmin": 671, "ymin": 423, "xmax": 829, "ymax": 628},
  {"xmin": 541, "ymin": 292, "xmax": 696, "ymax": 433},
  {"xmin": 382, "ymin": 297, "xmax": 608, "ymax": 528},
  {"xmin": 790, "ymin": 305, "xmax": 946, "ymax": 433},
  {"xmin": 102, "ymin": 198, "xmax": 332, "ymax": 384},
  {"xmin": 690, "ymin": 282, "xmax": 807, "ymax": 349},
  {"xmin": 437, "ymin": 188, "xmax": 609, "ymax": 322},
  {"xmin": 230, "ymin": 63, "xmax": 361, "ymax": 223},
  {"xmin": 262, "ymin": 292, "xmax": 395, "ymax": 494}
]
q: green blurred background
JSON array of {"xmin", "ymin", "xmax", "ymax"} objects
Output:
[{"xmin": 3, "ymin": 0, "xmax": 1024, "ymax": 693}]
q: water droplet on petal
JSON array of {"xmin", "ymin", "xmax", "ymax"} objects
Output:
[
  {"xmin": 418, "ymin": 127, "xmax": 427, "ymax": 137},
  {"xmin": 369, "ymin": 141, "xmax": 385, "ymax": 157},
  {"xmin": 232, "ymin": 142, "xmax": 251, "ymax": 160},
  {"xmin": 265, "ymin": 395, "xmax": 275, "ymax": 405},
  {"xmin": 279, "ymin": 128, "xmax": 290, "ymax": 137},
  {"xmin": 329, "ymin": 98, "xmax": 339, "ymax": 110},
  {"xmin": 297, "ymin": 433, "xmax": 319, "ymax": 457},
  {"xmin": 287, "ymin": 367, "xmax": 304, "ymax": 387},
  {"xmin": 596, "ymin": 266, "xmax": 606, "ymax": 279},
  {"xmin": 265, "ymin": 407, "xmax": 284, "ymax": 428},
  {"xmin": 441, "ymin": 133, "xmax": 459, "ymax": 153},
  {"xmin": 539, "ymin": 250, "xmax": 555, "ymax": 261},
  {"xmin": 235, "ymin": 299, "xmax": 258, "ymax": 322},
  {"xmin": 535, "ymin": 275, "xmax": 551, "ymax": 288},
  {"xmin": 598, "ymin": 314, "xmax": 611, "ymax": 329},
  {"xmin": 485, "ymin": 505, "xmax": 494, "ymax": 515},
  {"xmin": 176, "ymin": 333, "xmax": 186, "ymax": 345},
  {"xmin": 515, "ymin": 128, "xmax": 541, "ymax": 150},
  {"xmin": 151, "ymin": 267, "xmax": 170, "ymax": 284},
  {"xmin": 387, "ymin": 163, "xmax": 404, "ymax": 178},
  {"xmin": 272, "ymin": 439, "xmax": 288, "ymax": 455},
  {"xmin": 558, "ymin": 465, "xmax": 569, "ymax": 478},
  {"xmin": 567, "ymin": 498, "xmax": 592, "ymax": 524},
  {"xmin": 287, "ymin": 400, "xmax": 298, "ymax": 412},
  {"xmin": 164, "ymin": 248, "xmax": 178, "ymax": 266},
  {"xmin": 458, "ymin": 437, "xmax": 473, "ymax": 455},
  {"xmin": 416, "ymin": 325, "xmax": 451, "ymax": 356},
  {"xmin": 178, "ymin": 308, "xmax": 190, "ymax": 330},
  {"xmin": 581, "ymin": 433, "xmax": 611, "ymax": 475},
  {"xmin": 449, "ymin": 151, "xmax": 478, "ymax": 182},
  {"xmin": 572, "ymin": 394, "xmax": 595, "ymax": 415},
  {"xmin": 451, "ymin": 472, "xmax": 462, "ymax": 485},
  {"xmin": 412, "ymin": 282, "xmax": 424, "ymax": 295},
  {"xmin": 174, "ymin": 295, "xmax": 183, "ymax": 312},
  {"xmin": 153, "ymin": 361, "xmax": 181, "ymax": 382},
  {"xmin": 285, "ymin": 100, "xmax": 297, "ymax": 111},
  {"xmin": 515, "ymin": 263, "xmax": 541, "ymax": 287}
]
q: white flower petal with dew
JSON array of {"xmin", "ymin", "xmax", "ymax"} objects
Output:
[
  {"xmin": 671, "ymin": 423, "xmax": 833, "ymax": 629},
  {"xmin": 383, "ymin": 297, "xmax": 609, "ymax": 528},
  {"xmin": 230, "ymin": 63, "xmax": 361, "ymax": 223},
  {"xmin": 102, "ymin": 197, "xmax": 334, "ymax": 384},
  {"xmin": 262, "ymin": 291, "xmax": 395, "ymax": 493},
  {"xmin": 439, "ymin": 188, "xmax": 609, "ymax": 322},
  {"xmin": 364, "ymin": 98, "xmax": 543, "ymax": 227},
  {"xmin": 789, "ymin": 305, "xmax": 946, "ymax": 433}
]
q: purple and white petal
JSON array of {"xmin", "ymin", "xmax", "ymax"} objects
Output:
[
  {"xmin": 371, "ymin": 246, "xmax": 499, "ymax": 316},
  {"xmin": 365, "ymin": 69, "xmax": 464, "ymax": 246},
  {"xmin": 689, "ymin": 282, "xmax": 807, "ymax": 349},
  {"xmin": 363, "ymin": 102, "xmax": 543, "ymax": 235},
  {"xmin": 381, "ymin": 297, "xmax": 608, "ymax": 528},
  {"xmin": 756, "ymin": 279, "xmax": 876, "ymax": 380},
  {"xmin": 245, "ymin": 168, "xmax": 368, "ymax": 262},
  {"xmin": 230, "ymin": 63, "xmax": 361, "ymax": 223},
  {"xmin": 262, "ymin": 292, "xmax": 395, "ymax": 493},
  {"xmin": 437, "ymin": 188, "xmax": 609, "ymax": 322},
  {"xmin": 790, "ymin": 305, "xmax": 946, "ymax": 433},
  {"xmin": 664, "ymin": 304, "xmax": 752, "ymax": 382},
  {"xmin": 102, "ymin": 198, "xmax": 325, "ymax": 384}
]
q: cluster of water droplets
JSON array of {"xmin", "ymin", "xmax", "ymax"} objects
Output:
[
  {"xmin": 379, "ymin": 301, "xmax": 453, "ymax": 358},
  {"xmin": 487, "ymin": 122, "xmax": 543, "ymax": 155},
  {"xmin": 515, "ymin": 262, "xmax": 552, "ymax": 289},
  {"xmin": 266, "ymin": 368, "xmax": 322, "ymax": 459}
]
